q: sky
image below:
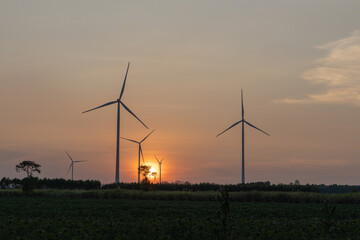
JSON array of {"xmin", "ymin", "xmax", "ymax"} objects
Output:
[{"xmin": 1, "ymin": 1, "xmax": 360, "ymax": 185}]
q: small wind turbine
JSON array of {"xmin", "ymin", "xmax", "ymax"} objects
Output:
[
  {"xmin": 216, "ymin": 89, "xmax": 270, "ymax": 184},
  {"xmin": 82, "ymin": 62, "xmax": 148, "ymax": 184},
  {"xmin": 65, "ymin": 150, "xmax": 87, "ymax": 181},
  {"xmin": 154, "ymin": 155, "xmax": 164, "ymax": 184},
  {"xmin": 121, "ymin": 129, "xmax": 155, "ymax": 184}
]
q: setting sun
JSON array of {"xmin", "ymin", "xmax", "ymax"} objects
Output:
[{"xmin": 149, "ymin": 167, "xmax": 156, "ymax": 173}]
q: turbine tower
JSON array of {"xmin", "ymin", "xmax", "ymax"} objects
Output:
[
  {"xmin": 82, "ymin": 62, "xmax": 148, "ymax": 184},
  {"xmin": 154, "ymin": 155, "xmax": 164, "ymax": 184},
  {"xmin": 121, "ymin": 129, "xmax": 155, "ymax": 184},
  {"xmin": 65, "ymin": 150, "xmax": 87, "ymax": 181},
  {"xmin": 216, "ymin": 89, "xmax": 270, "ymax": 184}
]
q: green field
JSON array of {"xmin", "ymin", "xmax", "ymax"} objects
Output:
[{"xmin": 1, "ymin": 190, "xmax": 360, "ymax": 239}]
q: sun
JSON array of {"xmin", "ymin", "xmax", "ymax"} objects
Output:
[
  {"xmin": 148, "ymin": 166, "xmax": 157, "ymax": 181},
  {"xmin": 149, "ymin": 167, "xmax": 156, "ymax": 174}
]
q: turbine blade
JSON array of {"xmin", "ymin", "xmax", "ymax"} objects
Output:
[
  {"xmin": 119, "ymin": 62, "xmax": 130, "ymax": 100},
  {"xmin": 82, "ymin": 100, "xmax": 117, "ymax": 114},
  {"xmin": 160, "ymin": 157, "xmax": 164, "ymax": 163},
  {"xmin": 241, "ymin": 89, "xmax": 244, "ymax": 120},
  {"xmin": 120, "ymin": 137, "xmax": 139, "ymax": 144},
  {"xmin": 140, "ymin": 129, "xmax": 155, "ymax": 143},
  {"xmin": 120, "ymin": 101, "xmax": 148, "ymax": 129},
  {"xmin": 67, "ymin": 163, "xmax": 73, "ymax": 174},
  {"xmin": 74, "ymin": 160, "xmax": 87, "ymax": 163},
  {"xmin": 216, "ymin": 120, "xmax": 242, "ymax": 137},
  {"xmin": 244, "ymin": 120, "xmax": 270, "ymax": 136},
  {"xmin": 65, "ymin": 150, "xmax": 73, "ymax": 162},
  {"xmin": 140, "ymin": 145, "xmax": 145, "ymax": 163},
  {"xmin": 154, "ymin": 155, "xmax": 160, "ymax": 163}
]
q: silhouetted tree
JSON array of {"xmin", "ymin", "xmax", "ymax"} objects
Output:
[
  {"xmin": 15, "ymin": 160, "xmax": 41, "ymax": 178},
  {"xmin": 139, "ymin": 165, "xmax": 151, "ymax": 184},
  {"xmin": 15, "ymin": 160, "xmax": 41, "ymax": 193},
  {"xmin": 151, "ymin": 171, "xmax": 157, "ymax": 181}
]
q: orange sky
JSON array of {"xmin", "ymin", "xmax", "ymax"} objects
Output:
[{"xmin": 1, "ymin": 1, "xmax": 360, "ymax": 185}]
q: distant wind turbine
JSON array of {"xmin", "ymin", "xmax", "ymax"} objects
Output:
[
  {"xmin": 154, "ymin": 155, "xmax": 164, "ymax": 184},
  {"xmin": 65, "ymin": 150, "xmax": 87, "ymax": 181},
  {"xmin": 121, "ymin": 129, "xmax": 155, "ymax": 184},
  {"xmin": 82, "ymin": 62, "xmax": 148, "ymax": 184},
  {"xmin": 216, "ymin": 89, "xmax": 270, "ymax": 184}
]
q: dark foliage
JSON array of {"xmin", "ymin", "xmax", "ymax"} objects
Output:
[
  {"xmin": 0, "ymin": 197, "xmax": 359, "ymax": 239},
  {"xmin": 102, "ymin": 181, "xmax": 320, "ymax": 192},
  {"xmin": 21, "ymin": 177, "xmax": 39, "ymax": 194},
  {"xmin": 216, "ymin": 187, "xmax": 231, "ymax": 238},
  {"xmin": 37, "ymin": 178, "xmax": 101, "ymax": 190},
  {"xmin": 319, "ymin": 184, "xmax": 360, "ymax": 194},
  {"xmin": 15, "ymin": 160, "xmax": 41, "ymax": 178},
  {"xmin": 3, "ymin": 177, "xmax": 360, "ymax": 194},
  {"xmin": 0, "ymin": 177, "xmax": 101, "ymax": 190}
]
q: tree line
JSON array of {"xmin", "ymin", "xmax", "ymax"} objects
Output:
[
  {"xmin": 0, "ymin": 177, "xmax": 101, "ymax": 190},
  {"xmin": 2, "ymin": 177, "xmax": 360, "ymax": 193},
  {"xmin": 102, "ymin": 181, "xmax": 320, "ymax": 192}
]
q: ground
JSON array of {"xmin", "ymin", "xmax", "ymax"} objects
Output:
[{"xmin": 0, "ymin": 192, "xmax": 360, "ymax": 239}]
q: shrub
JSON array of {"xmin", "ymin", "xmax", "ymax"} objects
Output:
[{"xmin": 21, "ymin": 177, "xmax": 38, "ymax": 194}]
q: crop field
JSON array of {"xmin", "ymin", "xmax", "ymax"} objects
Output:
[
  {"xmin": 1, "ymin": 191, "xmax": 360, "ymax": 240},
  {"xmin": 2, "ymin": 189, "xmax": 360, "ymax": 203}
]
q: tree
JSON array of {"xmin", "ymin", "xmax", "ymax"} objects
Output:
[
  {"xmin": 151, "ymin": 171, "xmax": 157, "ymax": 181},
  {"xmin": 139, "ymin": 165, "xmax": 151, "ymax": 184},
  {"xmin": 138, "ymin": 165, "xmax": 157, "ymax": 184},
  {"xmin": 15, "ymin": 160, "xmax": 41, "ymax": 178}
]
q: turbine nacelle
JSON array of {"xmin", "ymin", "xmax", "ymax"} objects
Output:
[{"xmin": 154, "ymin": 155, "xmax": 164, "ymax": 164}]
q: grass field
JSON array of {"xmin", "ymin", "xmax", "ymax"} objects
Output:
[{"xmin": 1, "ymin": 190, "xmax": 360, "ymax": 239}]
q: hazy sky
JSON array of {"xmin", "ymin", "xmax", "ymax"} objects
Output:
[{"xmin": 1, "ymin": 1, "xmax": 360, "ymax": 184}]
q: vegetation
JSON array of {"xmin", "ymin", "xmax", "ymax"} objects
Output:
[
  {"xmin": 3, "ymin": 176, "xmax": 360, "ymax": 196},
  {"xmin": 0, "ymin": 177, "xmax": 101, "ymax": 190},
  {"xmin": 102, "ymin": 181, "xmax": 321, "ymax": 192},
  {"xmin": 139, "ymin": 165, "xmax": 152, "ymax": 184},
  {"xmin": 215, "ymin": 187, "xmax": 231, "ymax": 238},
  {"xmin": 102, "ymin": 181, "xmax": 360, "ymax": 194},
  {"xmin": 15, "ymin": 161, "xmax": 41, "ymax": 193},
  {"xmin": 37, "ymin": 178, "xmax": 101, "ymax": 190},
  {"xmin": 2, "ymin": 189, "xmax": 360, "ymax": 204},
  {"xmin": 15, "ymin": 160, "xmax": 41, "ymax": 178},
  {"xmin": 0, "ymin": 194, "xmax": 359, "ymax": 239},
  {"xmin": 320, "ymin": 201, "xmax": 339, "ymax": 238}
]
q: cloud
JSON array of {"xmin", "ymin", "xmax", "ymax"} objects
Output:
[{"xmin": 277, "ymin": 31, "xmax": 360, "ymax": 105}]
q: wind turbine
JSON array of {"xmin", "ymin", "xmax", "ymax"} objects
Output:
[
  {"xmin": 121, "ymin": 129, "xmax": 155, "ymax": 184},
  {"xmin": 65, "ymin": 150, "xmax": 87, "ymax": 181},
  {"xmin": 154, "ymin": 155, "xmax": 164, "ymax": 184},
  {"xmin": 82, "ymin": 62, "xmax": 148, "ymax": 184},
  {"xmin": 216, "ymin": 89, "xmax": 270, "ymax": 184}
]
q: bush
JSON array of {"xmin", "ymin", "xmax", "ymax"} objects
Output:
[{"xmin": 21, "ymin": 177, "xmax": 38, "ymax": 194}]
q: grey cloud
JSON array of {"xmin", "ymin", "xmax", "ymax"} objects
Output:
[{"xmin": 276, "ymin": 31, "xmax": 360, "ymax": 105}]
